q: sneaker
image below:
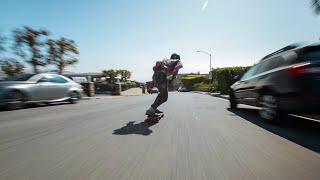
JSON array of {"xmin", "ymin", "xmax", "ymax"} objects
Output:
[
  {"xmin": 155, "ymin": 109, "xmax": 163, "ymax": 114},
  {"xmin": 145, "ymin": 107, "xmax": 156, "ymax": 116}
]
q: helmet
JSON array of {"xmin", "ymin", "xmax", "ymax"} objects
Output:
[{"xmin": 170, "ymin": 53, "xmax": 180, "ymax": 60}]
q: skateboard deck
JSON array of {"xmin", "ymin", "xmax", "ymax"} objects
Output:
[{"xmin": 145, "ymin": 113, "xmax": 164, "ymax": 123}]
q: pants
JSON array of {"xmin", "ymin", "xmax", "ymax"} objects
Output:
[{"xmin": 151, "ymin": 71, "xmax": 168, "ymax": 109}]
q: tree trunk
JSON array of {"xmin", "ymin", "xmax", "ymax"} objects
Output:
[
  {"xmin": 33, "ymin": 64, "xmax": 38, "ymax": 74},
  {"xmin": 58, "ymin": 66, "xmax": 64, "ymax": 75}
]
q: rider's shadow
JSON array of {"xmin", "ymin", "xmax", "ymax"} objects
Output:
[{"xmin": 113, "ymin": 121, "xmax": 156, "ymax": 136}]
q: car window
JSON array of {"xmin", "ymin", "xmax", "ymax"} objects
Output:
[
  {"xmin": 50, "ymin": 76, "xmax": 68, "ymax": 83},
  {"xmin": 282, "ymin": 51, "xmax": 299, "ymax": 66},
  {"xmin": 255, "ymin": 56, "xmax": 285, "ymax": 74},
  {"xmin": 240, "ymin": 66, "xmax": 258, "ymax": 80},
  {"xmin": 38, "ymin": 75, "xmax": 68, "ymax": 83},
  {"xmin": 38, "ymin": 76, "xmax": 51, "ymax": 83}
]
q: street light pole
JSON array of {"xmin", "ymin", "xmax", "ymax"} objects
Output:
[
  {"xmin": 196, "ymin": 50, "xmax": 212, "ymax": 74},
  {"xmin": 209, "ymin": 53, "xmax": 212, "ymax": 73}
]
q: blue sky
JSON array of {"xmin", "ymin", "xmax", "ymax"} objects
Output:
[{"xmin": 1, "ymin": 0, "xmax": 320, "ymax": 82}]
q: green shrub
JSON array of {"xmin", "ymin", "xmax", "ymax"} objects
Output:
[
  {"xmin": 180, "ymin": 76, "xmax": 207, "ymax": 91},
  {"xmin": 94, "ymin": 83, "xmax": 116, "ymax": 92},
  {"xmin": 121, "ymin": 82, "xmax": 137, "ymax": 91},
  {"xmin": 209, "ymin": 80, "xmax": 219, "ymax": 92},
  {"xmin": 211, "ymin": 66, "xmax": 251, "ymax": 94},
  {"xmin": 193, "ymin": 82, "xmax": 210, "ymax": 88}
]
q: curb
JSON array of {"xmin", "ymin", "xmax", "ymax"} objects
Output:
[
  {"xmin": 190, "ymin": 91, "xmax": 210, "ymax": 95},
  {"xmin": 211, "ymin": 93, "xmax": 229, "ymax": 100},
  {"xmin": 82, "ymin": 95, "xmax": 123, "ymax": 100},
  {"xmin": 191, "ymin": 91, "xmax": 230, "ymax": 100}
]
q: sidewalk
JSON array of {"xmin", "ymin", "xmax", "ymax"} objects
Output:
[
  {"xmin": 82, "ymin": 94, "xmax": 123, "ymax": 100},
  {"xmin": 121, "ymin": 88, "xmax": 144, "ymax": 96},
  {"xmin": 82, "ymin": 88, "xmax": 144, "ymax": 100}
]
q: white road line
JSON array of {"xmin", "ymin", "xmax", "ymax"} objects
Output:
[{"xmin": 289, "ymin": 114, "xmax": 320, "ymax": 123}]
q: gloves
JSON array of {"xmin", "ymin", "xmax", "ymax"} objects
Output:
[{"xmin": 166, "ymin": 75, "xmax": 173, "ymax": 81}]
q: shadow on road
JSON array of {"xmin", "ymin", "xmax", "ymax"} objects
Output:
[
  {"xmin": 228, "ymin": 108, "xmax": 320, "ymax": 153},
  {"xmin": 113, "ymin": 121, "xmax": 156, "ymax": 136}
]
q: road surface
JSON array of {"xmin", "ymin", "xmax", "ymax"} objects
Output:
[{"xmin": 0, "ymin": 92, "xmax": 319, "ymax": 180}]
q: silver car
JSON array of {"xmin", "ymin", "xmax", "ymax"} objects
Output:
[{"xmin": 0, "ymin": 73, "xmax": 83, "ymax": 109}]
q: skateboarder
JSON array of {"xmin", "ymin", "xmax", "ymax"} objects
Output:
[{"xmin": 145, "ymin": 53, "xmax": 183, "ymax": 116}]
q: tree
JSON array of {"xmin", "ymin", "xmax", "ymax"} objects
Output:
[
  {"xmin": 117, "ymin": 69, "xmax": 132, "ymax": 82},
  {"xmin": 47, "ymin": 37, "xmax": 79, "ymax": 74},
  {"xmin": 122, "ymin": 69, "xmax": 131, "ymax": 82},
  {"xmin": 311, "ymin": 0, "xmax": 320, "ymax": 14},
  {"xmin": 13, "ymin": 26, "xmax": 49, "ymax": 74},
  {"xmin": 0, "ymin": 59, "xmax": 25, "ymax": 77},
  {"xmin": 0, "ymin": 33, "xmax": 5, "ymax": 53},
  {"xmin": 102, "ymin": 69, "xmax": 119, "ymax": 83},
  {"xmin": 117, "ymin": 69, "xmax": 124, "ymax": 82}
]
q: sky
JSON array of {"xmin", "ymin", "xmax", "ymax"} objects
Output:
[{"xmin": 1, "ymin": 0, "xmax": 320, "ymax": 82}]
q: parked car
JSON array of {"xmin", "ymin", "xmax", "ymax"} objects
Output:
[
  {"xmin": 150, "ymin": 87, "xmax": 159, "ymax": 94},
  {"xmin": 0, "ymin": 73, "xmax": 84, "ymax": 110},
  {"xmin": 178, "ymin": 87, "xmax": 187, "ymax": 92},
  {"xmin": 229, "ymin": 43, "xmax": 320, "ymax": 122}
]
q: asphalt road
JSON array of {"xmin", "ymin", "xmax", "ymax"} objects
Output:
[{"xmin": 0, "ymin": 92, "xmax": 319, "ymax": 180}]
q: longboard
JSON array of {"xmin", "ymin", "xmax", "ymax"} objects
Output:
[{"xmin": 145, "ymin": 113, "xmax": 164, "ymax": 123}]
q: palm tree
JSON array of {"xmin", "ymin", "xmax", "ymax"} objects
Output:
[
  {"xmin": 13, "ymin": 26, "xmax": 49, "ymax": 74},
  {"xmin": 102, "ymin": 69, "xmax": 118, "ymax": 83},
  {"xmin": 122, "ymin": 70, "xmax": 132, "ymax": 82},
  {"xmin": 47, "ymin": 37, "xmax": 79, "ymax": 74},
  {"xmin": 1, "ymin": 58, "xmax": 25, "ymax": 77},
  {"xmin": 311, "ymin": 0, "xmax": 320, "ymax": 14},
  {"xmin": 0, "ymin": 33, "xmax": 5, "ymax": 53}
]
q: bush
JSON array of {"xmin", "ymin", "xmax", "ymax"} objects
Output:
[
  {"xmin": 209, "ymin": 81, "xmax": 219, "ymax": 92},
  {"xmin": 180, "ymin": 76, "xmax": 207, "ymax": 91},
  {"xmin": 211, "ymin": 66, "xmax": 251, "ymax": 94},
  {"xmin": 193, "ymin": 82, "xmax": 210, "ymax": 88},
  {"xmin": 121, "ymin": 82, "xmax": 137, "ymax": 91},
  {"xmin": 94, "ymin": 83, "xmax": 116, "ymax": 92}
]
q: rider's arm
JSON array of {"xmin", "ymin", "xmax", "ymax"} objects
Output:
[{"xmin": 172, "ymin": 60, "xmax": 183, "ymax": 79}]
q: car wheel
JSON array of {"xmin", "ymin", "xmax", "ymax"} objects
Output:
[
  {"xmin": 5, "ymin": 90, "xmax": 27, "ymax": 110},
  {"xmin": 69, "ymin": 91, "xmax": 79, "ymax": 104},
  {"xmin": 258, "ymin": 94, "xmax": 279, "ymax": 123},
  {"xmin": 229, "ymin": 92, "xmax": 237, "ymax": 109}
]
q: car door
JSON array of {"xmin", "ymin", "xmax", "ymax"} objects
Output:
[
  {"xmin": 233, "ymin": 65, "xmax": 259, "ymax": 104},
  {"xmin": 32, "ymin": 75, "xmax": 57, "ymax": 101},
  {"xmin": 241, "ymin": 57, "xmax": 284, "ymax": 104},
  {"xmin": 48, "ymin": 75, "xmax": 71, "ymax": 100}
]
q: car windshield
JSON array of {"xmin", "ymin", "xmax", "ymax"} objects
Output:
[{"xmin": 3, "ymin": 74, "xmax": 34, "ymax": 81}]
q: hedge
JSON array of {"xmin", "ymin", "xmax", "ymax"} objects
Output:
[
  {"xmin": 94, "ymin": 83, "xmax": 116, "ymax": 92},
  {"xmin": 180, "ymin": 76, "xmax": 207, "ymax": 91},
  {"xmin": 211, "ymin": 66, "xmax": 251, "ymax": 94},
  {"xmin": 121, "ymin": 82, "xmax": 137, "ymax": 91},
  {"xmin": 94, "ymin": 82, "xmax": 139, "ymax": 93}
]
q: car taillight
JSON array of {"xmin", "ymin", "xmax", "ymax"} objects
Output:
[
  {"xmin": 285, "ymin": 63, "xmax": 320, "ymax": 77},
  {"xmin": 80, "ymin": 85, "xmax": 84, "ymax": 90}
]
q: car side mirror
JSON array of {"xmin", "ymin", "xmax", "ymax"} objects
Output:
[{"xmin": 233, "ymin": 75, "xmax": 240, "ymax": 81}]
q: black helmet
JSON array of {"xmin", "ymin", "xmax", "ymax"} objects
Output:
[{"xmin": 170, "ymin": 53, "xmax": 180, "ymax": 60}]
